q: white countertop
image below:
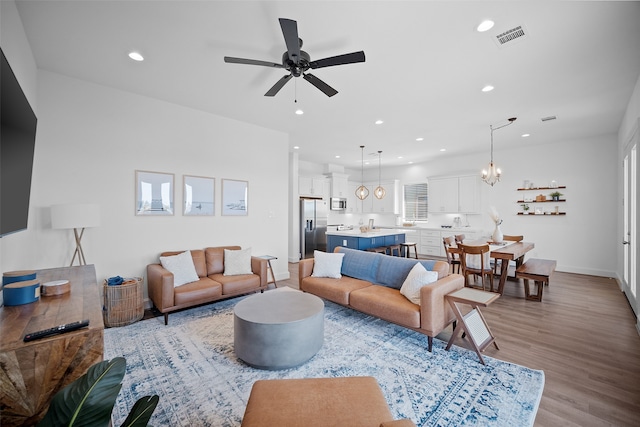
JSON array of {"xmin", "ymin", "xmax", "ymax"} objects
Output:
[
  {"xmin": 326, "ymin": 228, "xmax": 417, "ymax": 237},
  {"xmin": 378, "ymin": 225, "xmax": 482, "ymax": 232}
]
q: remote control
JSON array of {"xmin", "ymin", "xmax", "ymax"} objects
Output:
[{"xmin": 23, "ymin": 319, "xmax": 90, "ymax": 342}]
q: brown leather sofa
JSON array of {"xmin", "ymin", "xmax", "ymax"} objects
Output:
[
  {"xmin": 147, "ymin": 246, "xmax": 268, "ymax": 324},
  {"xmin": 299, "ymin": 247, "xmax": 464, "ymax": 351}
]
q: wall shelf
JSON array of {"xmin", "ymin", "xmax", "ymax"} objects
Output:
[
  {"xmin": 517, "ymin": 185, "xmax": 566, "ymax": 191},
  {"xmin": 517, "ymin": 212, "xmax": 566, "ymax": 216},
  {"xmin": 518, "ymin": 184, "xmax": 566, "ymax": 215}
]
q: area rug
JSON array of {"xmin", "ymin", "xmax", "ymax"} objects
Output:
[{"xmin": 104, "ymin": 295, "xmax": 544, "ymax": 426}]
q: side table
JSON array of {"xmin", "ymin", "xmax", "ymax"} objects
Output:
[
  {"xmin": 256, "ymin": 255, "xmax": 277, "ymax": 288},
  {"xmin": 445, "ymin": 287, "xmax": 500, "ymax": 365}
]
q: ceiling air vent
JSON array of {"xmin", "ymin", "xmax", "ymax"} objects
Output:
[
  {"xmin": 492, "ymin": 25, "xmax": 529, "ymax": 48},
  {"xmin": 541, "ymin": 115, "xmax": 557, "ymax": 122}
]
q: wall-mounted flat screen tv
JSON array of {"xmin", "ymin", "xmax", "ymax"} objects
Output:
[{"xmin": 1, "ymin": 47, "xmax": 38, "ymax": 237}]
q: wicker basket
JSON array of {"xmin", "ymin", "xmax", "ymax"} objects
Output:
[{"xmin": 103, "ymin": 277, "xmax": 144, "ymax": 327}]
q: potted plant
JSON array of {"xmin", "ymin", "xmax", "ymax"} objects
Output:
[
  {"xmin": 549, "ymin": 191, "xmax": 563, "ymax": 201},
  {"xmin": 38, "ymin": 357, "xmax": 158, "ymax": 427},
  {"xmin": 521, "ymin": 203, "xmax": 530, "ymax": 214}
]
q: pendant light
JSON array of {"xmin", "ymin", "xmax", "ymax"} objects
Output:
[
  {"xmin": 374, "ymin": 150, "xmax": 386, "ymax": 199},
  {"xmin": 355, "ymin": 145, "xmax": 369, "ymax": 200},
  {"xmin": 481, "ymin": 117, "xmax": 517, "ymax": 186}
]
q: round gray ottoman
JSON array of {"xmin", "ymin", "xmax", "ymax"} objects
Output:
[{"xmin": 234, "ymin": 290, "xmax": 324, "ymax": 370}]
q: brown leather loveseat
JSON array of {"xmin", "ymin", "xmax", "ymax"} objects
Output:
[{"xmin": 147, "ymin": 246, "xmax": 268, "ymax": 324}]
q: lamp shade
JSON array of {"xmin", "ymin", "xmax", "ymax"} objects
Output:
[{"xmin": 51, "ymin": 204, "xmax": 101, "ymax": 229}]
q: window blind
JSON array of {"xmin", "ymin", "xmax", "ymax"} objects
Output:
[{"xmin": 403, "ymin": 183, "xmax": 428, "ymax": 220}]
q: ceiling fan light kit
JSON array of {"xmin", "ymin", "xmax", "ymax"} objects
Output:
[
  {"xmin": 481, "ymin": 117, "xmax": 516, "ymax": 187},
  {"xmin": 224, "ymin": 18, "xmax": 365, "ymax": 98}
]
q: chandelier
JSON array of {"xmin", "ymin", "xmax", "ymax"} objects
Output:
[
  {"xmin": 481, "ymin": 117, "xmax": 517, "ymax": 186},
  {"xmin": 355, "ymin": 145, "xmax": 369, "ymax": 200},
  {"xmin": 374, "ymin": 150, "xmax": 385, "ymax": 199}
]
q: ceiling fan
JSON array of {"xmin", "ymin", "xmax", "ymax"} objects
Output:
[{"xmin": 224, "ymin": 18, "xmax": 365, "ymax": 97}]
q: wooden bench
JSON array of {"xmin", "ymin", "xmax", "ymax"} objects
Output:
[{"xmin": 515, "ymin": 258, "xmax": 557, "ymax": 301}]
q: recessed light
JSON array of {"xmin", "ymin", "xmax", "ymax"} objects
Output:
[
  {"xmin": 477, "ymin": 20, "xmax": 495, "ymax": 32},
  {"xmin": 482, "ymin": 85, "xmax": 494, "ymax": 92},
  {"xmin": 293, "ymin": 146, "xmax": 299, "ymax": 150},
  {"xmin": 408, "ymin": 161, "xmax": 414, "ymax": 164},
  {"xmin": 375, "ymin": 120, "xmax": 384, "ymax": 125},
  {"xmin": 397, "ymin": 156, "xmax": 403, "ymax": 159},
  {"xmin": 439, "ymin": 148, "xmax": 446, "ymax": 152},
  {"xmin": 295, "ymin": 109, "xmax": 304, "ymax": 115},
  {"xmin": 335, "ymin": 155, "xmax": 340, "ymax": 159},
  {"xmin": 521, "ymin": 133, "xmax": 530, "ymax": 137},
  {"xmin": 416, "ymin": 137, "xmax": 424, "ymax": 141},
  {"xmin": 128, "ymin": 51, "xmax": 144, "ymax": 61}
]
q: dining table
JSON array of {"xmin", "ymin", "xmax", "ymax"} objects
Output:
[{"xmin": 448, "ymin": 240, "xmax": 535, "ymax": 295}]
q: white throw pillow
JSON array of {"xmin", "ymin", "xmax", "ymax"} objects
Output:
[
  {"xmin": 400, "ymin": 262, "xmax": 439, "ymax": 305},
  {"xmin": 159, "ymin": 250, "xmax": 200, "ymax": 287},
  {"xmin": 311, "ymin": 250, "xmax": 344, "ymax": 279},
  {"xmin": 224, "ymin": 247, "xmax": 253, "ymax": 276}
]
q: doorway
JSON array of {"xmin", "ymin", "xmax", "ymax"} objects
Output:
[{"xmin": 622, "ymin": 124, "xmax": 638, "ymax": 323}]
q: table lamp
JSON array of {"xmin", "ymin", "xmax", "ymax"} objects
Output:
[{"xmin": 51, "ymin": 203, "xmax": 100, "ymax": 266}]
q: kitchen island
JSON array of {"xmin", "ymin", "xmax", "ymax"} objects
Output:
[{"xmin": 326, "ymin": 229, "xmax": 415, "ymax": 253}]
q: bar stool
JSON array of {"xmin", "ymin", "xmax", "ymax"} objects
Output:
[
  {"xmin": 387, "ymin": 244, "xmax": 401, "ymax": 257},
  {"xmin": 400, "ymin": 242, "xmax": 418, "ymax": 259},
  {"xmin": 367, "ymin": 247, "xmax": 388, "ymax": 255}
]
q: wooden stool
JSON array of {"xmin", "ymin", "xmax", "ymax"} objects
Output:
[
  {"xmin": 400, "ymin": 242, "xmax": 418, "ymax": 259},
  {"xmin": 367, "ymin": 247, "xmax": 388, "ymax": 254},
  {"xmin": 387, "ymin": 244, "xmax": 401, "ymax": 256}
]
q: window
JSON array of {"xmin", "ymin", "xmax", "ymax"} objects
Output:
[{"xmin": 403, "ymin": 183, "xmax": 428, "ymax": 221}]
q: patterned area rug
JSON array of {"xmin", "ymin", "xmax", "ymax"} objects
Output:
[{"xmin": 104, "ymin": 295, "xmax": 544, "ymax": 426}]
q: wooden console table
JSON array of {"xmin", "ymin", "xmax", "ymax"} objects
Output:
[{"xmin": 0, "ymin": 265, "xmax": 104, "ymax": 426}]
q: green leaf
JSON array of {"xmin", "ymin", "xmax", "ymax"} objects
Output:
[
  {"xmin": 38, "ymin": 357, "xmax": 126, "ymax": 427},
  {"xmin": 120, "ymin": 395, "xmax": 159, "ymax": 427}
]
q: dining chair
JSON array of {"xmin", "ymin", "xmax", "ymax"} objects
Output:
[
  {"xmin": 494, "ymin": 234, "xmax": 524, "ymax": 274},
  {"xmin": 459, "ymin": 244, "xmax": 494, "ymax": 292},
  {"xmin": 442, "ymin": 236, "xmax": 461, "ymax": 274},
  {"xmin": 454, "ymin": 234, "xmax": 465, "ymax": 245}
]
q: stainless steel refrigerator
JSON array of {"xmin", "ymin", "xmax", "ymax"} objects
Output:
[{"xmin": 300, "ymin": 199, "xmax": 328, "ymax": 259}]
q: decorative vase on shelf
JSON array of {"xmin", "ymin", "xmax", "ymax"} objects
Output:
[{"xmin": 492, "ymin": 225, "xmax": 503, "ymax": 243}]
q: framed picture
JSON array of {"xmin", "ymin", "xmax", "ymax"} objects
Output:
[
  {"xmin": 135, "ymin": 170, "xmax": 174, "ymax": 215},
  {"xmin": 183, "ymin": 175, "xmax": 215, "ymax": 216},
  {"xmin": 222, "ymin": 179, "xmax": 248, "ymax": 216}
]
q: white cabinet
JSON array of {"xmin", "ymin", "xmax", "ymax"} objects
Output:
[
  {"xmin": 419, "ymin": 229, "xmax": 441, "ymax": 257},
  {"xmin": 418, "ymin": 228, "xmax": 482, "ymax": 257},
  {"xmin": 329, "ymin": 173, "xmax": 350, "ymax": 198},
  {"xmin": 428, "ymin": 177, "xmax": 458, "ymax": 213},
  {"xmin": 346, "ymin": 181, "xmax": 363, "ymax": 213},
  {"xmin": 299, "ymin": 176, "xmax": 326, "ymax": 197},
  {"xmin": 458, "ymin": 175, "xmax": 481, "ymax": 213},
  {"xmin": 428, "ymin": 175, "xmax": 481, "ymax": 213},
  {"xmin": 369, "ymin": 180, "xmax": 399, "ymax": 214}
]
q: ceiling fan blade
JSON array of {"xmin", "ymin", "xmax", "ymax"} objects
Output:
[
  {"xmin": 309, "ymin": 51, "xmax": 366, "ymax": 69},
  {"xmin": 224, "ymin": 56, "xmax": 283, "ymax": 68},
  {"xmin": 279, "ymin": 18, "xmax": 301, "ymax": 64},
  {"xmin": 303, "ymin": 73, "xmax": 338, "ymax": 97},
  {"xmin": 265, "ymin": 74, "xmax": 293, "ymax": 97}
]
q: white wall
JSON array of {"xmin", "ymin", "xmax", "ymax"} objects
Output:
[
  {"xmin": 1, "ymin": 70, "xmax": 290, "ymax": 305},
  {"xmin": 320, "ymin": 134, "xmax": 618, "ymax": 277}
]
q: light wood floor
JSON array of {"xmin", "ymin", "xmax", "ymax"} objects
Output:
[{"xmin": 280, "ymin": 261, "xmax": 640, "ymax": 427}]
